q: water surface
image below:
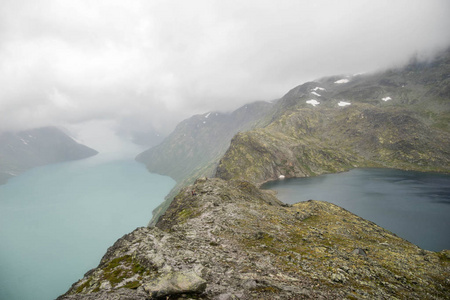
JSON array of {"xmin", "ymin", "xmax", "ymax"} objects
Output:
[
  {"xmin": 263, "ymin": 168, "xmax": 450, "ymax": 251},
  {"xmin": 0, "ymin": 155, "xmax": 174, "ymax": 300}
]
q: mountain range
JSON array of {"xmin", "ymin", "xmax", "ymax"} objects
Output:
[
  {"xmin": 139, "ymin": 48, "xmax": 450, "ymax": 224},
  {"xmin": 61, "ymin": 48, "xmax": 450, "ymax": 299},
  {"xmin": 0, "ymin": 126, "xmax": 98, "ymax": 184}
]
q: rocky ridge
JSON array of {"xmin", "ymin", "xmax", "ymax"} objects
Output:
[
  {"xmin": 60, "ymin": 50, "xmax": 450, "ymax": 299},
  {"xmin": 60, "ymin": 178, "xmax": 450, "ymax": 299}
]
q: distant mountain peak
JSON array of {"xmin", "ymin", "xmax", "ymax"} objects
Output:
[{"xmin": 0, "ymin": 127, "xmax": 98, "ymax": 184}]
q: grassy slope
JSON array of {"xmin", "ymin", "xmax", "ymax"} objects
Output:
[{"xmin": 216, "ymin": 49, "xmax": 450, "ymax": 185}]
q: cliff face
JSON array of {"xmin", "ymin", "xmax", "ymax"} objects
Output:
[
  {"xmin": 0, "ymin": 127, "xmax": 98, "ymax": 184},
  {"xmin": 59, "ymin": 178, "xmax": 450, "ymax": 299}
]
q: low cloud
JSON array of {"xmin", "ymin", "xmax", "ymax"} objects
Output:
[{"xmin": 1, "ymin": 0, "xmax": 449, "ymax": 150}]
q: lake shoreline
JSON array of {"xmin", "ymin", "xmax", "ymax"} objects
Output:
[{"xmin": 262, "ymin": 168, "xmax": 450, "ymax": 252}]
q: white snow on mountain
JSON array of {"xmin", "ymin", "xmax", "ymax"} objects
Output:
[
  {"xmin": 382, "ymin": 97, "xmax": 392, "ymax": 101},
  {"xmin": 312, "ymin": 87, "xmax": 326, "ymax": 91},
  {"xmin": 306, "ymin": 99, "xmax": 320, "ymax": 106},
  {"xmin": 311, "ymin": 91, "xmax": 321, "ymax": 97},
  {"xmin": 334, "ymin": 79, "xmax": 349, "ymax": 84},
  {"xmin": 338, "ymin": 101, "xmax": 351, "ymax": 107}
]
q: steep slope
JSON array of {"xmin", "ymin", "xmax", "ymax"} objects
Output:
[
  {"xmin": 59, "ymin": 178, "xmax": 450, "ymax": 299},
  {"xmin": 216, "ymin": 104, "xmax": 450, "ymax": 184},
  {"xmin": 136, "ymin": 101, "xmax": 274, "ymax": 182},
  {"xmin": 136, "ymin": 101, "xmax": 275, "ymax": 224},
  {"xmin": 0, "ymin": 126, "xmax": 98, "ymax": 184},
  {"xmin": 216, "ymin": 49, "xmax": 450, "ymax": 184}
]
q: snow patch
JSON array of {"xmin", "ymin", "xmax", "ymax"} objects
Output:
[
  {"xmin": 312, "ymin": 87, "xmax": 326, "ymax": 91},
  {"xmin": 306, "ymin": 100, "xmax": 320, "ymax": 107},
  {"xmin": 204, "ymin": 112, "xmax": 211, "ymax": 118},
  {"xmin": 202, "ymin": 121, "xmax": 206, "ymax": 124},
  {"xmin": 382, "ymin": 97, "xmax": 392, "ymax": 101},
  {"xmin": 278, "ymin": 175, "xmax": 285, "ymax": 179},
  {"xmin": 311, "ymin": 91, "xmax": 321, "ymax": 97},
  {"xmin": 334, "ymin": 79, "xmax": 349, "ymax": 84},
  {"xmin": 338, "ymin": 101, "xmax": 351, "ymax": 107},
  {"xmin": 20, "ymin": 138, "xmax": 28, "ymax": 145}
]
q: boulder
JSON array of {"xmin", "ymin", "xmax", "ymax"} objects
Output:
[
  {"xmin": 143, "ymin": 270, "xmax": 206, "ymax": 298},
  {"xmin": 352, "ymin": 248, "xmax": 367, "ymax": 257}
]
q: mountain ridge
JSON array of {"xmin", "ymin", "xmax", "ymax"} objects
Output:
[
  {"xmin": 0, "ymin": 126, "xmax": 98, "ymax": 184},
  {"xmin": 59, "ymin": 178, "xmax": 450, "ymax": 299},
  {"xmin": 216, "ymin": 103, "xmax": 449, "ymax": 185},
  {"xmin": 136, "ymin": 100, "xmax": 276, "ymax": 225},
  {"xmin": 60, "ymin": 49, "xmax": 450, "ymax": 299},
  {"xmin": 138, "ymin": 48, "xmax": 450, "ymax": 224}
]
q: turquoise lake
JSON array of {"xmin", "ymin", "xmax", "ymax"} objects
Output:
[
  {"xmin": 0, "ymin": 155, "xmax": 175, "ymax": 300},
  {"xmin": 263, "ymin": 168, "xmax": 450, "ymax": 252}
]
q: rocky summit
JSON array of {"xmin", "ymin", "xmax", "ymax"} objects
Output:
[{"xmin": 59, "ymin": 178, "xmax": 450, "ymax": 299}]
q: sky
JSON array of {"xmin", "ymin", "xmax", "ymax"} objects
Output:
[{"xmin": 0, "ymin": 0, "xmax": 449, "ymax": 153}]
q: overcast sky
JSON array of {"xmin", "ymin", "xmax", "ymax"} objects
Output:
[{"xmin": 1, "ymin": 0, "xmax": 449, "ymax": 153}]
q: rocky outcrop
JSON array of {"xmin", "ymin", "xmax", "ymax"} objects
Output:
[{"xmin": 59, "ymin": 178, "xmax": 450, "ymax": 299}]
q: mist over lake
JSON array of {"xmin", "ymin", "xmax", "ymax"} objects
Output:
[
  {"xmin": 263, "ymin": 168, "xmax": 450, "ymax": 252},
  {"xmin": 0, "ymin": 155, "xmax": 174, "ymax": 300}
]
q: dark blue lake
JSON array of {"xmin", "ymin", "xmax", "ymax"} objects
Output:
[{"xmin": 262, "ymin": 168, "xmax": 450, "ymax": 252}]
